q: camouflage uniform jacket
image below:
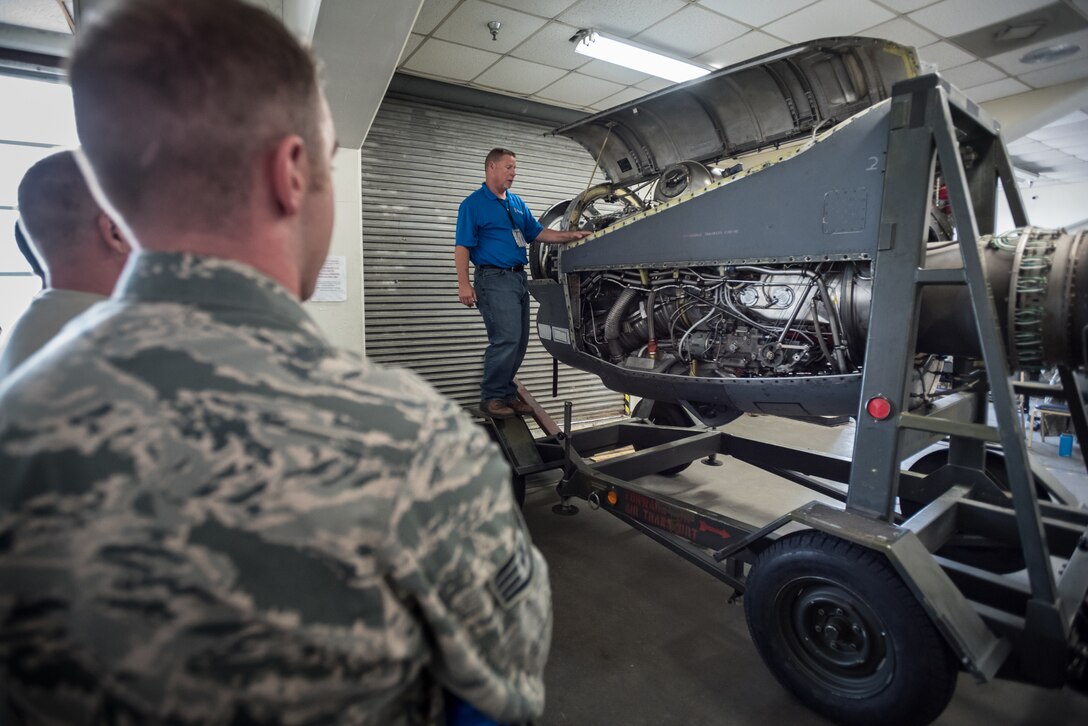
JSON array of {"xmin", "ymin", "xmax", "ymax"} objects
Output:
[{"xmin": 0, "ymin": 253, "xmax": 551, "ymax": 725}]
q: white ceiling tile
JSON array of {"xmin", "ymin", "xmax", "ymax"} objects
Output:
[
  {"xmin": 1049, "ymin": 110, "xmax": 1088, "ymax": 126},
  {"xmin": 1006, "ymin": 137, "xmax": 1048, "ymax": 153},
  {"xmin": 636, "ymin": 76, "xmax": 674, "ymax": 92},
  {"xmin": 1052, "ymin": 161, "xmax": 1088, "ymax": 176},
  {"xmin": 401, "ymin": 38, "xmax": 502, "ymax": 81},
  {"xmin": 697, "ymin": 31, "xmax": 790, "ymax": 69},
  {"xmin": 941, "ymin": 61, "xmax": 1007, "ymax": 88},
  {"xmin": 1014, "ymin": 148, "xmax": 1076, "ymax": 163},
  {"xmin": 1047, "ymin": 167, "xmax": 1088, "ymax": 180},
  {"xmin": 509, "ymin": 21, "xmax": 590, "ymax": 70},
  {"xmin": 917, "ymin": 40, "xmax": 975, "ymax": 70},
  {"xmin": 0, "ymin": 0, "xmax": 73, "ymax": 33},
  {"xmin": 473, "ymin": 56, "xmax": 569, "ymax": 94},
  {"xmin": 859, "ymin": 18, "xmax": 937, "ymax": 50},
  {"xmin": 1045, "ymin": 142, "xmax": 1088, "ymax": 156},
  {"xmin": 1019, "ymin": 57, "xmax": 1088, "ymax": 88},
  {"xmin": 871, "ymin": 0, "xmax": 940, "ymax": 11},
  {"xmin": 1039, "ymin": 172, "xmax": 1082, "ymax": 186},
  {"xmin": 965, "ymin": 76, "xmax": 1029, "ymax": 102},
  {"xmin": 698, "ymin": 0, "xmax": 817, "ymax": 28},
  {"xmin": 1032, "ymin": 118, "xmax": 1088, "ymax": 142},
  {"xmin": 634, "ymin": 5, "xmax": 747, "ymax": 57},
  {"xmin": 988, "ymin": 28, "xmax": 1088, "ymax": 76},
  {"xmin": 398, "ymin": 33, "xmax": 426, "ymax": 66},
  {"xmin": 763, "ymin": 0, "xmax": 894, "ymax": 43},
  {"xmin": 484, "ymin": 0, "xmax": 581, "ymax": 17},
  {"xmin": 412, "ymin": 0, "xmax": 461, "ymax": 35},
  {"xmin": 432, "ymin": 0, "xmax": 548, "ymax": 53},
  {"xmin": 557, "ymin": 0, "xmax": 687, "ymax": 37},
  {"xmin": 590, "ymin": 86, "xmax": 650, "ymax": 110},
  {"xmin": 536, "ymin": 71, "xmax": 626, "ymax": 106},
  {"xmin": 578, "ymin": 59, "xmax": 651, "ymax": 84},
  {"xmin": 908, "ymin": 0, "xmax": 1053, "ymax": 38}
]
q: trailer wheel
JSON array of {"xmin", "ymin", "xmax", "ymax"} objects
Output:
[
  {"xmin": 639, "ymin": 402, "xmax": 693, "ymax": 476},
  {"xmin": 745, "ymin": 531, "xmax": 958, "ymax": 726}
]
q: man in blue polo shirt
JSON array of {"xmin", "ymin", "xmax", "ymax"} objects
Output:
[{"xmin": 455, "ymin": 148, "xmax": 589, "ymax": 419}]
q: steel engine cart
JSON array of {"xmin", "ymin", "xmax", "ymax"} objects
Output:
[{"xmin": 478, "ymin": 72, "xmax": 1088, "ymax": 726}]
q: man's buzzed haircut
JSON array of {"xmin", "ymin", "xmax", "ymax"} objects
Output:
[
  {"xmin": 485, "ymin": 147, "xmax": 516, "ymax": 170},
  {"xmin": 67, "ymin": 0, "xmax": 324, "ymax": 233},
  {"xmin": 17, "ymin": 151, "xmax": 100, "ymax": 260}
]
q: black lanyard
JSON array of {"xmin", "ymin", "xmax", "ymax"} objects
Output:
[{"xmin": 497, "ymin": 197, "xmax": 517, "ymax": 230}]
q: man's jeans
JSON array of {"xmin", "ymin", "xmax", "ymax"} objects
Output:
[{"xmin": 475, "ymin": 267, "xmax": 529, "ymax": 403}]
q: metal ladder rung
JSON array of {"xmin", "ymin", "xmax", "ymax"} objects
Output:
[
  {"xmin": 898, "ymin": 412, "xmax": 1001, "ymax": 442},
  {"xmin": 915, "ymin": 268, "xmax": 966, "ymax": 285},
  {"xmin": 1011, "ymin": 381, "xmax": 1064, "ymax": 398}
]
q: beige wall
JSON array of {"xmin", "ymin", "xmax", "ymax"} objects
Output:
[{"xmin": 304, "ymin": 146, "xmax": 365, "ymax": 353}]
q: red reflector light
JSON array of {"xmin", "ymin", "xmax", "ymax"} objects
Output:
[{"xmin": 866, "ymin": 396, "xmax": 893, "ymax": 420}]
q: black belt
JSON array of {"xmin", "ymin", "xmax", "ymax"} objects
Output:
[{"xmin": 479, "ymin": 264, "xmax": 524, "ymax": 272}]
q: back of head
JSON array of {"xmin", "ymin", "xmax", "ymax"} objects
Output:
[
  {"xmin": 17, "ymin": 150, "xmax": 100, "ymax": 270},
  {"xmin": 68, "ymin": 0, "xmax": 323, "ymax": 238}
]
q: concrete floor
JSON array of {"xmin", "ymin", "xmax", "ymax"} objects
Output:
[{"xmin": 522, "ymin": 413, "xmax": 1088, "ymax": 725}]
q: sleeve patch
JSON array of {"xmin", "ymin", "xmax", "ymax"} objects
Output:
[{"xmin": 488, "ymin": 531, "xmax": 534, "ymax": 609}]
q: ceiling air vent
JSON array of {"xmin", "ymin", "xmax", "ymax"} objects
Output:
[{"xmin": 949, "ymin": 2, "xmax": 1087, "ymax": 59}]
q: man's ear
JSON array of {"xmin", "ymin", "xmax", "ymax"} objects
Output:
[
  {"xmin": 270, "ymin": 134, "xmax": 308, "ymax": 216},
  {"xmin": 97, "ymin": 214, "xmax": 130, "ymax": 255}
]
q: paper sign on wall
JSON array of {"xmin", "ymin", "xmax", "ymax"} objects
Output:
[{"xmin": 311, "ymin": 255, "xmax": 347, "ymax": 302}]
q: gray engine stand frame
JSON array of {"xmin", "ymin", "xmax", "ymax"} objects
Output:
[{"xmin": 840, "ymin": 74, "xmax": 1080, "ymax": 684}]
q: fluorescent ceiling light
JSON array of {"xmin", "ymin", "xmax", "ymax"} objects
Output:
[
  {"xmin": 573, "ymin": 30, "xmax": 710, "ymax": 84},
  {"xmin": 1020, "ymin": 43, "xmax": 1080, "ymax": 64}
]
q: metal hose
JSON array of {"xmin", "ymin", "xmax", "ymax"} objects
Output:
[{"xmin": 605, "ymin": 287, "xmax": 640, "ymax": 362}]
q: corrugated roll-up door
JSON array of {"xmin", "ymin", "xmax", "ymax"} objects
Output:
[{"xmin": 360, "ymin": 97, "xmax": 625, "ymax": 426}]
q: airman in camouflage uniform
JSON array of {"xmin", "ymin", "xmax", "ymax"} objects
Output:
[{"xmin": 0, "ymin": 0, "xmax": 551, "ymax": 723}]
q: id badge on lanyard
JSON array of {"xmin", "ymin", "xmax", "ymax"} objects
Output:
[{"xmin": 501, "ymin": 199, "xmax": 528, "ymax": 248}]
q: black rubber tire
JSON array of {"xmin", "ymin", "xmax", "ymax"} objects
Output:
[
  {"xmin": 638, "ymin": 402, "xmax": 693, "ymax": 477},
  {"xmin": 744, "ymin": 530, "xmax": 958, "ymax": 726}
]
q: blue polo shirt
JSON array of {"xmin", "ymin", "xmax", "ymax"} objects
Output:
[{"xmin": 455, "ymin": 183, "xmax": 544, "ymax": 268}]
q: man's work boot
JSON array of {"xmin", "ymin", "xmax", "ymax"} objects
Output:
[
  {"xmin": 507, "ymin": 398, "xmax": 534, "ymax": 416},
  {"xmin": 483, "ymin": 399, "xmax": 515, "ymax": 419}
]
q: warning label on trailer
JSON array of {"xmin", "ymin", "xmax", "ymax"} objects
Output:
[{"xmin": 618, "ymin": 490, "xmax": 733, "ymax": 549}]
